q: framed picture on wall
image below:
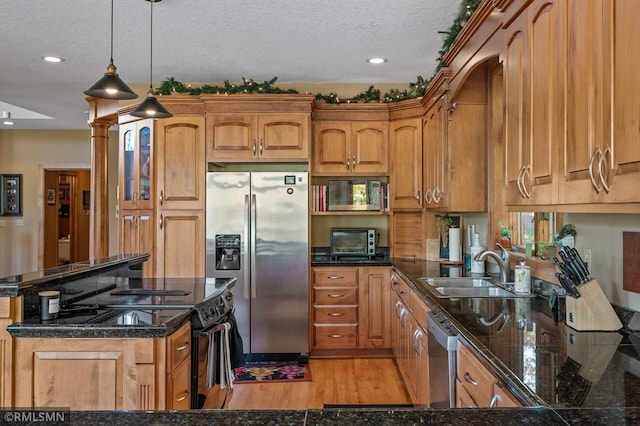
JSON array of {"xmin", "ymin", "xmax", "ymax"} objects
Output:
[
  {"xmin": 47, "ymin": 188, "xmax": 56, "ymax": 205},
  {"xmin": 1, "ymin": 174, "xmax": 23, "ymax": 216}
]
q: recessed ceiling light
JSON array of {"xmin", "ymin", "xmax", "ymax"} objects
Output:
[
  {"xmin": 367, "ymin": 57, "xmax": 387, "ymax": 64},
  {"xmin": 42, "ymin": 56, "xmax": 65, "ymax": 63},
  {"xmin": 3, "ymin": 120, "xmax": 15, "ymax": 125}
]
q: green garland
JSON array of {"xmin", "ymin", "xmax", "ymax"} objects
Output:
[{"xmin": 155, "ymin": 0, "xmax": 482, "ymax": 103}]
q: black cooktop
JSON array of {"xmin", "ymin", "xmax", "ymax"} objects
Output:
[{"xmin": 72, "ymin": 277, "xmax": 234, "ymax": 309}]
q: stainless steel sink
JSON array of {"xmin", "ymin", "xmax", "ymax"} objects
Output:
[
  {"xmin": 420, "ymin": 277, "xmax": 496, "ymax": 288},
  {"xmin": 432, "ymin": 286, "xmax": 516, "ymax": 298},
  {"xmin": 419, "ymin": 277, "xmax": 531, "ymax": 298}
]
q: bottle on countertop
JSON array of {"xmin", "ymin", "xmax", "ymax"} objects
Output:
[
  {"xmin": 470, "ymin": 233, "xmax": 485, "ymax": 274},
  {"xmin": 514, "ymin": 259, "xmax": 531, "ymax": 294}
]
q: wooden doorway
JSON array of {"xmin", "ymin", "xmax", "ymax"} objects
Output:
[{"xmin": 41, "ymin": 167, "xmax": 91, "ymax": 268}]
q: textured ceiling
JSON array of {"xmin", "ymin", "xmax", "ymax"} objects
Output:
[{"xmin": 0, "ymin": 0, "xmax": 459, "ymax": 130}]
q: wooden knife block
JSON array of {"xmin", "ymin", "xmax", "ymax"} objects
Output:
[{"xmin": 565, "ymin": 279, "xmax": 623, "ymax": 331}]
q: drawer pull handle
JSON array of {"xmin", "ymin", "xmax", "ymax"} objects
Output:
[
  {"xmin": 399, "ymin": 291, "xmax": 407, "ymax": 295},
  {"xmin": 176, "ymin": 343, "xmax": 189, "ymax": 351},
  {"xmin": 328, "ymin": 294, "xmax": 344, "ymax": 298},
  {"xmin": 328, "ymin": 312, "xmax": 344, "ymax": 316},
  {"xmin": 328, "ymin": 275, "xmax": 344, "ymax": 280},
  {"xmin": 176, "ymin": 391, "xmax": 189, "ymax": 402},
  {"xmin": 490, "ymin": 394, "xmax": 499, "ymax": 408},
  {"xmin": 329, "ymin": 334, "xmax": 344, "ymax": 338},
  {"xmin": 464, "ymin": 372, "xmax": 478, "ymax": 386}
]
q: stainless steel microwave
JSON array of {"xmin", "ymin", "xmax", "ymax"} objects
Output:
[
  {"xmin": 327, "ymin": 180, "xmax": 381, "ymax": 211},
  {"xmin": 330, "ymin": 228, "xmax": 376, "ymax": 259}
]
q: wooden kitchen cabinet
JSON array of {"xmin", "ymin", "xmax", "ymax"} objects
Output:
[
  {"xmin": 118, "ymin": 115, "xmax": 206, "ymax": 278},
  {"xmin": 312, "ymin": 266, "xmax": 391, "ymax": 351},
  {"xmin": 359, "ymin": 267, "xmax": 391, "ymax": 349},
  {"xmin": 502, "ymin": 0, "xmax": 560, "ymax": 207},
  {"xmin": 312, "ymin": 267, "xmax": 359, "ymax": 350},
  {"xmin": 207, "ymin": 114, "xmax": 310, "ymax": 162},
  {"xmin": 390, "ymin": 118, "xmax": 423, "ymax": 209},
  {"xmin": 119, "ymin": 119, "xmax": 154, "ymax": 211},
  {"xmin": 119, "ymin": 210, "xmax": 154, "ymax": 277},
  {"xmin": 313, "ymin": 121, "xmax": 388, "ymax": 175},
  {"xmin": 165, "ymin": 321, "xmax": 191, "ymax": 410},
  {"xmin": 390, "ymin": 269, "xmax": 430, "ymax": 407},
  {"xmin": 422, "ymin": 100, "xmax": 446, "ymax": 209},
  {"xmin": 155, "ymin": 116, "xmax": 206, "ymax": 211},
  {"xmin": 456, "ymin": 340, "xmax": 521, "ymax": 408},
  {"xmin": 156, "ymin": 209, "xmax": 205, "ymax": 278},
  {"xmin": 560, "ymin": 0, "xmax": 640, "ymax": 205}
]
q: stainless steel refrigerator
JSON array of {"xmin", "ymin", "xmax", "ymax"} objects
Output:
[{"xmin": 206, "ymin": 172, "xmax": 308, "ymax": 356}]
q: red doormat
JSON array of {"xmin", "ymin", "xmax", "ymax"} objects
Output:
[{"xmin": 234, "ymin": 363, "xmax": 311, "ymax": 383}]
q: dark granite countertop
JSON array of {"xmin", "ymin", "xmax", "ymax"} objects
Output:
[
  {"xmin": 43, "ymin": 406, "xmax": 640, "ymax": 425},
  {"xmin": 0, "ymin": 253, "xmax": 149, "ymax": 297},
  {"xmin": 388, "ymin": 258, "xmax": 640, "ymax": 411}
]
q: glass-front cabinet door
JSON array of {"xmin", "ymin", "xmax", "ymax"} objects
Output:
[{"xmin": 119, "ymin": 119, "xmax": 153, "ymax": 210}]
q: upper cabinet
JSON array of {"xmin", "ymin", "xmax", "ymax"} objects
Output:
[
  {"xmin": 500, "ymin": 0, "xmax": 640, "ymax": 209},
  {"xmin": 207, "ymin": 114, "xmax": 310, "ymax": 162},
  {"xmin": 559, "ymin": 0, "xmax": 640, "ymax": 205},
  {"xmin": 390, "ymin": 117, "xmax": 423, "ymax": 209},
  {"xmin": 503, "ymin": 0, "xmax": 560, "ymax": 206},
  {"xmin": 313, "ymin": 121, "xmax": 388, "ymax": 175},
  {"xmin": 204, "ymin": 94, "xmax": 315, "ymax": 163},
  {"xmin": 119, "ymin": 119, "xmax": 154, "ymax": 211},
  {"xmin": 424, "ymin": 66, "xmax": 488, "ymax": 212}
]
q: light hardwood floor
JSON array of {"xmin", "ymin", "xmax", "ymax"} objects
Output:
[{"xmin": 227, "ymin": 358, "xmax": 411, "ymax": 409}]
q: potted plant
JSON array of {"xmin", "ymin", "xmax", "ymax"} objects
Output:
[{"xmin": 498, "ymin": 221, "xmax": 511, "ymax": 249}]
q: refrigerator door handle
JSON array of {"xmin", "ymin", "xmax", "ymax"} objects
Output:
[
  {"xmin": 250, "ymin": 193, "xmax": 257, "ymax": 299},
  {"xmin": 243, "ymin": 194, "xmax": 250, "ymax": 300}
]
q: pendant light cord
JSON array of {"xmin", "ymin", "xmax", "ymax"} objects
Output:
[
  {"xmin": 149, "ymin": 0, "xmax": 154, "ymax": 91},
  {"xmin": 110, "ymin": 0, "xmax": 114, "ymax": 62}
]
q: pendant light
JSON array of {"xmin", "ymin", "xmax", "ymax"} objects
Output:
[
  {"xmin": 131, "ymin": 0, "xmax": 172, "ymax": 118},
  {"xmin": 84, "ymin": 0, "xmax": 138, "ymax": 100}
]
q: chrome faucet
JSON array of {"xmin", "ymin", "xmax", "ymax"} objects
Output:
[{"xmin": 474, "ymin": 243, "xmax": 511, "ymax": 283}]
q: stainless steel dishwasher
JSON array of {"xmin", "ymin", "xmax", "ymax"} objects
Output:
[{"xmin": 427, "ymin": 310, "xmax": 459, "ymax": 408}]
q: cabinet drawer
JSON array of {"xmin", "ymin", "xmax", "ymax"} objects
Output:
[
  {"xmin": 313, "ymin": 268, "xmax": 359, "ymax": 285},
  {"xmin": 314, "ymin": 325, "xmax": 358, "ymax": 349},
  {"xmin": 314, "ymin": 306, "xmax": 357, "ymax": 324},
  {"xmin": 314, "ymin": 287, "xmax": 358, "ymax": 305},
  {"xmin": 391, "ymin": 273, "xmax": 411, "ymax": 301},
  {"xmin": 457, "ymin": 341, "xmax": 496, "ymax": 407},
  {"xmin": 167, "ymin": 357, "xmax": 191, "ymax": 410},
  {"xmin": 167, "ymin": 322, "xmax": 191, "ymax": 373}
]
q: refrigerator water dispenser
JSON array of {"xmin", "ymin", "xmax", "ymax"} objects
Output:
[{"xmin": 215, "ymin": 234, "xmax": 240, "ymax": 270}]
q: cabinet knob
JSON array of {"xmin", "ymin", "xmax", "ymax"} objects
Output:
[
  {"xmin": 252, "ymin": 139, "xmax": 257, "ymax": 156},
  {"xmin": 352, "ymin": 155, "xmax": 356, "ymax": 170},
  {"xmin": 346, "ymin": 156, "xmax": 350, "ymax": 170},
  {"xmin": 159, "ymin": 214, "xmax": 164, "ymax": 230},
  {"xmin": 159, "ymin": 190, "xmax": 164, "ymax": 206},
  {"xmin": 259, "ymin": 138, "xmax": 264, "ymax": 155}
]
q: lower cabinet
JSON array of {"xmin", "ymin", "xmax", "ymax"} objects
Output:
[
  {"xmin": 456, "ymin": 340, "xmax": 521, "ymax": 408},
  {"xmin": 390, "ymin": 269, "xmax": 430, "ymax": 407},
  {"xmin": 12, "ymin": 322, "xmax": 191, "ymax": 410},
  {"xmin": 312, "ymin": 266, "xmax": 391, "ymax": 351}
]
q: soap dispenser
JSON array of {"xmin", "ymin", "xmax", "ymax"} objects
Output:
[{"xmin": 470, "ymin": 233, "xmax": 485, "ymax": 274}]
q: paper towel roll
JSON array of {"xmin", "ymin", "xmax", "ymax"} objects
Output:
[{"xmin": 448, "ymin": 228, "xmax": 461, "ymax": 262}]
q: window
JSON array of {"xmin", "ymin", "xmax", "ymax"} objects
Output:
[{"xmin": 512, "ymin": 212, "xmax": 557, "ymax": 251}]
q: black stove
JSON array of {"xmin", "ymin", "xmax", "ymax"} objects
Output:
[{"xmin": 71, "ymin": 277, "xmax": 236, "ymax": 330}]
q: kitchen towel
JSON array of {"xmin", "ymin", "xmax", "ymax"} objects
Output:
[{"xmin": 448, "ymin": 228, "xmax": 461, "ymax": 262}]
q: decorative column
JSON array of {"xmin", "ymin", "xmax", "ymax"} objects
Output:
[{"xmin": 89, "ymin": 119, "xmax": 111, "ymax": 260}]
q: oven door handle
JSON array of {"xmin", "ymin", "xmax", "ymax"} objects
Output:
[{"xmin": 195, "ymin": 321, "xmax": 229, "ymax": 338}]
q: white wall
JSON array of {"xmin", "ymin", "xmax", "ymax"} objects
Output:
[
  {"xmin": 566, "ymin": 213, "xmax": 640, "ymax": 311},
  {"xmin": 0, "ymin": 129, "xmax": 119, "ymax": 276}
]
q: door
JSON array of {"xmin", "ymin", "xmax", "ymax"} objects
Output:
[
  {"xmin": 251, "ymin": 172, "xmax": 308, "ymax": 353},
  {"xmin": 390, "ymin": 118, "xmax": 423, "ymax": 209},
  {"xmin": 206, "ymin": 172, "xmax": 251, "ymax": 350}
]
